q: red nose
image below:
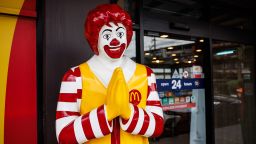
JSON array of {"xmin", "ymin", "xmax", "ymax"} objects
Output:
[{"xmin": 110, "ymin": 38, "xmax": 120, "ymax": 46}]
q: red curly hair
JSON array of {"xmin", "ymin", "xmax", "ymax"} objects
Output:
[{"xmin": 84, "ymin": 4, "xmax": 133, "ymax": 55}]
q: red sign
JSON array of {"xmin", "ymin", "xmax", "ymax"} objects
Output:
[
  {"xmin": 162, "ymin": 103, "xmax": 196, "ymax": 111},
  {"xmin": 129, "ymin": 89, "xmax": 142, "ymax": 105}
]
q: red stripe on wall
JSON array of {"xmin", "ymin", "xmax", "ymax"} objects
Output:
[
  {"xmin": 19, "ymin": 0, "xmax": 37, "ymax": 17},
  {"xmin": 4, "ymin": 1, "xmax": 37, "ymax": 143}
]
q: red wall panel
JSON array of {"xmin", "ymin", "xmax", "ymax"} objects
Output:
[{"xmin": 0, "ymin": 0, "xmax": 37, "ymax": 143}]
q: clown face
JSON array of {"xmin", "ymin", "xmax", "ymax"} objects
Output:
[{"xmin": 98, "ymin": 22, "xmax": 127, "ymax": 60}]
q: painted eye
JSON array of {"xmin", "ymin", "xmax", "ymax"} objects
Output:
[
  {"xmin": 103, "ymin": 34, "xmax": 111, "ymax": 40},
  {"xmin": 117, "ymin": 32, "xmax": 124, "ymax": 38}
]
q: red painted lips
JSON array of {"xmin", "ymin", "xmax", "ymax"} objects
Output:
[{"xmin": 104, "ymin": 43, "xmax": 126, "ymax": 59}]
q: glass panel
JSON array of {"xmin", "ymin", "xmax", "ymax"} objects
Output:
[
  {"xmin": 145, "ymin": 32, "xmax": 207, "ymax": 144},
  {"xmin": 124, "ymin": 31, "xmax": 136, "ymax": 61},
  {"xmin": 143, "ymin": 0, "xmax": 204, "ymax": 20},
  {"xmin": 209, "ymin": 2, "xmax": 254, "ymax": 31},
  {"xmin": 143, "ymin": 0, "xmax": 254, "ymax": 31},
  {"xmin": 213, "ymin": 40, "xmax": 256, "ymax": 144}
]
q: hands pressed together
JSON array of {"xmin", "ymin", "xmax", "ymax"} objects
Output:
[{"xmin": 106, "ymin": 68, "xmax": 131, "ymax": 121}]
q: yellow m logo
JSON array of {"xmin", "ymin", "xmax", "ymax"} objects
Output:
[{"xmin": 129, "ymin": 89, "xmax": 141, "ymax": 105}]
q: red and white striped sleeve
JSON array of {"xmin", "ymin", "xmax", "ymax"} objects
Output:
[
  {"xmin": 119, "ymin": 67, "xmax": 164, "ymax": 137},
  {"xmin": 56, "ymin": 67, "xmax": 113, "ymax": 144}
]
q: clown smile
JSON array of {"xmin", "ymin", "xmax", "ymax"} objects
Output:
[
  {"xmin": 103, "ymin": 43, "xmax": 126, "ymax": 58},
  {"xmin": 109, "ymin": 46, "xmax": 121, "ymax": 51}
]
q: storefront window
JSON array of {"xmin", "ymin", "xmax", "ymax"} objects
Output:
[
  {"xmin": 213, "ymin": 41, "xmax": 256, "ymax": 144},
  {"xmin": 144, "ymin": 32, "xmax": 207, "ymax": 144},
  {"xmin": 124, "ymin": 31, "xmax": 136, "ymax": 60}
]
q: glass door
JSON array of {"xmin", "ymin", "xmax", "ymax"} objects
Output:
[
  {"xmin": 212, "ymin": 40, "xmax": 256, "ymax": 144},
  {"xmin": 144, "ymin": 32, "xmax": 207, "ymax": 144}
]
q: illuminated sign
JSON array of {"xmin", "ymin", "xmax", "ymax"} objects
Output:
[{"xmin": 156, "ymin": 78, "xmax": 204, "ymax": 91}]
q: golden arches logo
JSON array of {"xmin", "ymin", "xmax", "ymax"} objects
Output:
[{"xmin": 129, "ymin": 89, "xmax": 141, "ymax": 106}]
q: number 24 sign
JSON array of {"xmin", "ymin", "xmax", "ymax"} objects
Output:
[
  {"xmin": 156, "ymin": 78, "xmax": 204, "ymax": 91},
  {"xmin": 171, "ymin": 79, "xmax": 181, "ymax": 89}
]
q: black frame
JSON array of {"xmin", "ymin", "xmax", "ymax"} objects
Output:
[
  {"xmin": 36, "ymin": 0, "xmax": 45, "ymax": 143},
  {"xmin": 203, "ymin": 38, "xmax": 215, "ymax": 144},
  {"xmin": 136, "ymin": 0, "xmax": 145, "ymax": 64}
]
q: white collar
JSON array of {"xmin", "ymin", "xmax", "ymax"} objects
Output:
[{"xmin": 87, "ymin": 55, "xmax": 137, "ymax": 88}]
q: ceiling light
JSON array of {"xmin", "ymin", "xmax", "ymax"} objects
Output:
[
  {"xmin": 174, "ymin": 58, "xmax": 178, "ymax": 61},
  {"xmin": 196, "ymin": 49, "xmax": 202, "ymax": 52},
  {"xmin": 188, "ymin": 60, "xmax": 192, "ymax": 63},
  {"xmin": 199, "ymin": 39, "xmax": 204, "ymax": 43},
  {"xmin": 145, "ymin": 52, "xmax": 150, "ymax": 56},
  {"xmin": 194, "ymin": 55, "xmax": 198, "ymax": 58},
  {"xmin": 153, "ymin": 57, "xmax": 157, "ymax": 60},
  {"xmin": 171, "ymin": 53, "xmax": 176, "ymax": 56},
  {"xmin": 160, "ymin": 34, "xmax": 168, "ymax": 38},
  {"xmin": 175, "ymin": 61, "xmax": 180, "ymax": 64},
  {"xmin": 152, "ymin": 60, "xmax": 164, "ymax": 63},
  {"xmin": 167, "ymin": 46, "xmax": 174, "ymax": 50},
  {"xmin": 216, "ymin": 50, "xmax": 235, "ymax": 56},
  {"xmin": 194, "ymin": 59, "xmax": 196, "ymax": 61}
]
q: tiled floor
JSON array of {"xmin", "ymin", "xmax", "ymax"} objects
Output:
[
  {"xmin": 215, "ymin": 124, "xmax": 243, "ymax": 144},
  {"xmin": 150, "ymin": 133, "xmax": 189, "ymax": 144},
  {"xmin": 150, "ymin": 124, "xmax": 243, "ymax": 144}
]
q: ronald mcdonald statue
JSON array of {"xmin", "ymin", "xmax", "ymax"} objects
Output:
[{"xmin": 56, "ymin": 4, "xmax": 164, "ymax": 144}]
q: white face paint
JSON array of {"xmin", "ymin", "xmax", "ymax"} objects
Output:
[{"xmin": 98, "ymin": 22, "xmax": 127, "ymax": 60}]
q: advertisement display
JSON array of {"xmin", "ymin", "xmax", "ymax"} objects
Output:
[
  {"xmin": 157, "ymin": 66, "xmax": 204, "ymax": 111},
  {"xmin": 155, "ymin": 66, "xmax": 206, "ymax": 144},
  {"xmin": 157, "ymin": 78, "xmax": 203, "ymax": 111}
]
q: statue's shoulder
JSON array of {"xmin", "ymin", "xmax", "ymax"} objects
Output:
[
  {"xmin": 130, "ymin": 62, "xmax": 154, "ymax": 78},
  {"xmin": 78, "ymin": 61, "xmax": 89, "ymax": 69},
  {"xmin": 61, "ymin": 66, "xmax": 81, "ymax": 81},
  {"xmin": 134, "ymin": 63, "xmax": 154, "ymax": 75},
  {"xmin": 62, "ymin": 59, "xmax": 89, "ymax": 79}
]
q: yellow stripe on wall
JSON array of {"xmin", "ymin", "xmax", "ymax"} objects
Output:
[
  {"xmin": 0, "ymin": 14, "xmax": 19, "ymax": 144},
  {"xmin": 0, "ymin": 0, "xmax": 24, "ymax": 15}
]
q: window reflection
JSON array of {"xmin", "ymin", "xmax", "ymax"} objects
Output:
[
  {"xmin": 124, "ymin": 31, "xmax": 136, "ymax": 60},
  {"xmin": 213, "ymin": 41, "xmax": 255, "ymax": 144},
  {"xmin": 145, "ymin": 32, "xmax": 207, "ymax": 144},
  {"xmin": 144, "ymin": 35, "xmax": 204, "ymax": 66}
]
